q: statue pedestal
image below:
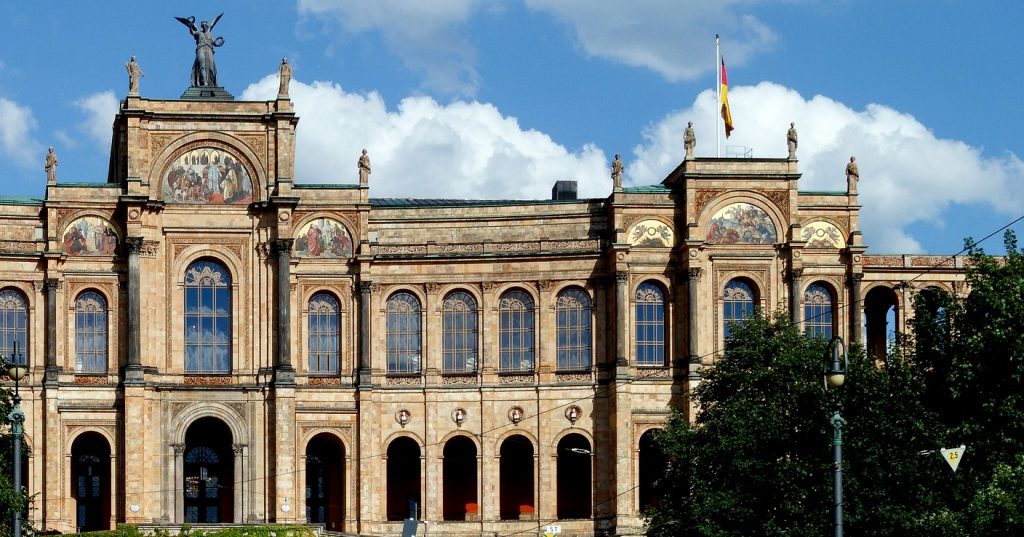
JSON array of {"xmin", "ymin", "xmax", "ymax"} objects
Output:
[{"xmin": 180, "ymin": 86, "xmax": 235, "ymax": 101}]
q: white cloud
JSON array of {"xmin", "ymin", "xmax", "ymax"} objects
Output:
[
  {"xmin": 0, "ymin": 97, "xmax": 40, "ymax": 167},
  {"xmin": 298, "ymin": 0, "xmax": 482, "ymax": 96},
  {"xmin": 73, "ymin": 91, "xmax": 118, "ymax": 148},
  {"xmin": 628, "ymin": 81, "xmax": 1024, "ymax": 253},
  {"xmin": 241, "ymin": 75, "xmax": 609, "ymax": 200},
  {"xmin": 525, "ymin": 0, "xmax": 777, "ymax": 81}
]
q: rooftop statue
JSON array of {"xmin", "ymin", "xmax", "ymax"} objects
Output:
[
  {"xmin": 176, "ymin": 13, "xmax": 225, "ymax": 87},
  {"xmin": 787, "ymin": 122, "xmax": 798, "ymax": 159},
  {"xmin": 45, "ymin": 147, "xmax": 58, "ymax": 183},
  {"xmin": 126, "ymin": 56, "xmax": 144, "ymax": 95},
  {"xmin": 684, "ymin": 121, "xmax": 696, "ymax": 160}
]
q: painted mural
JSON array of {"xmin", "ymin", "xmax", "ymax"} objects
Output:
[
  {"xmin": 706, "ymin": 203, "xmax": 777, "ymax": 245},
  {"xmin": 801, "ymin": 221, "xmax": 846, "ymax": 248},
  {"xmin": 295, "ymin": 217, "xmax": 354, "ymax": 258},
  {"xmin": 163, "ymin": 148, "xmax": 253, "ymax": 204},
  {"xmin": 628, "ymin": 219, "xmax": 674, "ymax": 247},
  {"xmin": 62, "ymin": 216, "xmax": 119, "ymax": 256}
]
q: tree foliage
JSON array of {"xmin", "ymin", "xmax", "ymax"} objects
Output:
[{"xmin": 0, "ymin": 385, "xmax": 30, "ymax": 537}]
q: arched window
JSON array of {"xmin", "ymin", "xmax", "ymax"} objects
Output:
[
  {"xmin": 723, "ymin": 279, "xmax": 756, "ymax": 339},
  {"xmin": 635, "ymin": 282, "xmax": 665, "ymax": 367},
  {"xmin": 386, "ymin": 292, "xmax": 422, "ymax": 374},
  {"xmin": 75, "ymin": 291, "xmax": 108, "ymax": 373},
  {"xmin": 0, "ymin": 289, "xmax": 28, "ymax": 365},
  {"xmin": 556, "ymin": 287, "xmax": 592, "ymax": 370},
  {"xmin": 442, "ymin": 291, "xmax": 478, "ymax": 373},
  {"xmin": 184, "ymin": 260, "xmax": 231, "ymax": 374},
  {"xmin": 499, "ymin": 289, "xmax": 535, "ymax": 372},
  {"xmin": 804, "ymin": 283, "xmax": 834, "ymax": 340},
  {"xmin": 308, "ymin": 292, "xmax": 340, "ymax": 374}
]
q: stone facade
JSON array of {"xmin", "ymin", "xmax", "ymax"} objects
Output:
[{"xmin": 0, "ymin": 92, "xmax": 966, "ymax": 537}]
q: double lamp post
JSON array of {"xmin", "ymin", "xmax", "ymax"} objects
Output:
[{"xmin": 4, "ymin": 342, "xmax": 28, "ymax": 537}]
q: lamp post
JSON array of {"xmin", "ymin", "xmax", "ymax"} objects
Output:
[
  {"xmin": 824, "ymin": 336, "xmax": 848, "ymax": 537},
  {"xmin": 4, "ymin": 341, "xmax": 28, "ymax": 537}
]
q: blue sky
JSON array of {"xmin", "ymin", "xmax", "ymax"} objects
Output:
[{"xmin": 1, "ymin": 1, "xmax": 1022, "ymax": 254}]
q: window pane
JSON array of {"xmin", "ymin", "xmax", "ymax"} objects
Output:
[
  {"xmin": 184, "ymin": 260, "xmax": 232, "ymax": 373},
  {"xmin": 635, "ymin": 283, "xmax": 665, "ymax": 366}
]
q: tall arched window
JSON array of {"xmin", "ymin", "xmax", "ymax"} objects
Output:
[
  {"xmin": 75, "ymin": 291, "xmax": 108, "ymax": 373},
  {"xmin": 308, "ymin": 292, "xmax": 340, "ymax": 374},
  {"xmin": 723, "ymin": 279, "xmax": 756, "ymax": 339},
  {"xmin": 556, "ymin": 287, "xmax": 592, "ymax": 370},
  {"xmin": 184, "ymin": 260, "xmax": 231, "ymax": 374},
  {"xmin": 442, "ymin": 291, "xmax": 478, "ymax": 373},
  {"xmin": 386, "ymin": 292, "xmax": 422, "ymax": 374},
  {"xmin": 635, "ymin": 282, "xmax": 665, "ymax": 367},
  {"xmin": 804, "ymin": 283, "xmax": 834, "ymax": 340},
  {"xmin": 499, "ymin": 289, "xmax": 535, "ymax": 372},
  {"xmin": 0, "ymin": 289, "xmax": 28, "ymax": 365}
]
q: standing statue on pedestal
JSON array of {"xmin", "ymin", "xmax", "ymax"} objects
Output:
[
  {"xmin": 126, "ymin": 56, "xmax": 144, "ymax": 95},
  {"xmin": 45, "ymin": 147, "xmax": 58, "ymax": 184},
  {"xmin": 358, "ymin": 149, "xmax": 371, "ymax": 185},
  {"xmin": 611, "ymin": 154, "xmax": 623, "ymax": 189},
  {"xmin": 846, "ymin": 156, "xmax": 859, "ymax": 192},
  {"xmin": 278, "ymin": 58, "xmax": 292, "ymax": 98},
  {"xmin": 787, "ymin": 122, "xmax": 798, "ymax": 159},
  {"xmin": 684, "ymin": 121, "xmax": 696, "ymax": 159},
  {"xmin": 176, "ymin": 13, "xmax": 225, "ymax": 87}
]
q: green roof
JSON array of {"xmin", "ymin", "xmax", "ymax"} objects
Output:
[
  {"xmin": 370, "ymin": 197, "xmax": 600, "ymax": 208},
  {"xmin": 621, "ymin": 185, "xmax": 672, "ymax": 193},
  {"xmin": 0, "ymin": 196, "xmax": 43, "ymax": 206},
  {"xmin": 294, "ymin": 183, "xmax": 361, "ymax": 190}
]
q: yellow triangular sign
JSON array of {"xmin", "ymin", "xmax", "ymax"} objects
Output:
[{"xmin": 940, "ymin": 445, "xmax": 966, "ymax": 472}]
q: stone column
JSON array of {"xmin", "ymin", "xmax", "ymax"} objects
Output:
[
  {"xmin": 686, "ymin": 268, "xmax": 702, "ymax": 369},
  {"xmin": 357, "ymin": 281, "xmax": 372, "ymax": 387},
  {"xmin": 44, "ymin": 278, "xmax": 60, "ymax": 382},
  {"xmin": 233, "ymin": 444, "xmax": 246, "ymax": 523},
  {"xmin": 789, "ymin": 268, "xmax": 803, "ymax": 326},
  {"xmin": 849, "ymin": 273, "xmax": 863, "ymax": 344},
  {"xmin": 172, "ymin": 444, "xmax": 185, "ymax": 523},
  {"xmin": 614, "ymin": 271, "xmax": 628, "ymax": 366},
  {"xmin": 274, "ymin": 239, "xmax": 295, "ymax": 384},
  {"xmin": 125, "ymin": 237, "xmax": 145, "ymax": 383}
]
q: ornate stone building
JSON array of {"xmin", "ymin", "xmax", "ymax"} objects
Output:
[{"xmin": 0, "ymin": 79, "xmax": 966, "ymax": 537}]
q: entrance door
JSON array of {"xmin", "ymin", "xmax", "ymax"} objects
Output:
[
  {"xmin": 183, "ymin": 417, "xmax": 234, "ymax": 523},
  {"xmin": 72, "ymin": 432, "xmax": 111, "ymax": 531}
]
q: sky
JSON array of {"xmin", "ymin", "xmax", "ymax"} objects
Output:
[{"xmin": 1, "ymin": 1, "xmax": 1022, "ymax": 255}]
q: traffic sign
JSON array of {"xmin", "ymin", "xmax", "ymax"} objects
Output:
[{"xmin": 940, "ymin": 445, "xmax": 966, "ymax": 472}]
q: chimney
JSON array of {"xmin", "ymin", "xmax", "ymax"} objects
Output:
[{"xmin": 551, "ymin": 180, "xmax": 578, "ymax": 201}]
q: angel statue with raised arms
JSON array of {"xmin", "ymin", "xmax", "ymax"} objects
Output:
[{"xmin": 176, "ymin": 13, "xmax": 225, "ymax": 87}]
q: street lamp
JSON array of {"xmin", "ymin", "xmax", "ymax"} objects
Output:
[
  {"xmin": 824, "ymin": 336, "xmax": 848, "ymax": 537},
  {"xmin": 4, "ymin": 341, "xmax": 27, "ymax": 537}
]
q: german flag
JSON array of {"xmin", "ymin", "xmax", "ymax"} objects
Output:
[{"xmin": 721, "ymin": 58, "xmax": 734, "ymax": 138}]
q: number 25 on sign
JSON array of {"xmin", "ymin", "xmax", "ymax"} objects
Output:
[{"xmin": 940, "ymin": 445, "xmax": 966, "ymax": 472}]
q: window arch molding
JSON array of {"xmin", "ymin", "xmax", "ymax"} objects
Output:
[
  {"xmin": 633, "ymin": 279, "xmax": 669, "ymax": 367},
  {"xmin": 0, "ymin": 286, "xmax": 32, "ymax": 366},
  {"xmin": 431, "ymin": 285, "xmax": 483, "ymax": 311},
  {"xmin": 554, "ymin": 285, "xmax": 594, "ymax": 371},
  {"xmin": 72, "ymin": 288, "xmax": 111, "ymax": 373},
  {"xmin": 383, "ymin": 289, "xmax": 424, "ymax": 375},
  {"xmin": 802, "ymin": 280, "xmax": 838, "ymax": 340},
  {"xmin": 491, "ymin": 429, "xmax": 539, "ymax": 454},
  {"xmin": 440, "ymin": 288, "xmax": 480, "ymax": 374},
  {"xmin": 300, "ymin": 429, "xmax": 351, "ymax": 459},
  {"xmin": 496, "ymin": 286, "xmax": 538, "ymax": 372},
  {"xmin": 488, "ymin": 283, "xmax": 539, "ymax": 309},
  {"xmin": 721, "ymin": 276, "xmax": 761, "ymax": 341},
  {"xmin": 176, "ymin": 254, "xmax": 238, "ymax": 375},
  {"xmin": 629, "ymin": 275, "xmax": 672, "ymax": 302},
  {"xmin": 150, "ymin": 134, "xmax": 266, "ymax": 202},
  {"xmin": 697, "ymin": 193, "xmax": 786, "ymax": 245},
  {"xmin": 306, "ymin": 290, "xmax": 343, "ymax": 375},
  {"xmin": 66, "ymin": 426, "xmax": 118, "ymax": 459},
  {"xmin": 551, "ymin": 426, "xmax": 596, "ymax": 451}
]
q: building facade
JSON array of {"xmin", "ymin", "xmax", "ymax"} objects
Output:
[{"xmin": 0, "ymin": 88, "xmax": 966, "ymax": 536}]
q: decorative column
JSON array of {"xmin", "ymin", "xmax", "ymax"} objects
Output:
[
  {"xmin": 274, "ymin": 239, "xmax": 295, "ymax": 384},
  {"xmin": 172, "ymin": 444, "xmax": 186, "ymax": 523},
  {"xmin": 44, "ymin": 278, "xmax": 60, "ymax": 382},
  {"xmin": 614, "ymin": 271, "xmax": 628, "ymax": 366},
  {"xmin": 849, "ymin": 273, "xmax": 863, "ymax": 344},
  {"xmin": 686, "ymin": 267, "xmax": 702, "ymax": 370},
  {"xmin": 357, "ymin": 281, "xmax": 372, "ymax": 387},
  {"xmin": 125, "ymin": 237, "xmax": 145, "ymax": 383},
  {"xmin": 789, "ymin": 268, "xmax": 803, "ymax": 326},
  {"xmin": 233, "ymin": 444, "xmax": 246, "ymax": 523}
]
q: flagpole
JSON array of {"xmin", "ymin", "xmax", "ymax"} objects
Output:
[{"xmin": 716, "ymin": 34, "xmax": 721, "ymax": 157}]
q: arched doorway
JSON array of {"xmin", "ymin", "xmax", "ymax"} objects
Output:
[
  {"xmin": 499, "ymin": 435, "xmax": 534, "ymax": 520},
  {"xmin": 71, "ymin": 432, "xmax": 111, "ymax": 531},
  {"xmin": 306, "ymin": 433, "xmax": 346, "ymax": 531},
  {"xmin": 556, "ymin": 433, "xmax": 592, "ymax": 519},
  {"xmin": 183, "ymin": 417, "xmax": 234, "ymax": 523},
  {"xmin": 864, "ymin": 286, "xmax": 899, "ymax": 360},
  {"xmin": 638, "ymin": 429, "xmax": 667, "ymax": 512},
  {"xmin": 386, "ymin": 437, "xmax": 421, "ymax": 521},
  {"xmin": 442, "ymin": 436, "xmax": 478, "ymax": 521}
]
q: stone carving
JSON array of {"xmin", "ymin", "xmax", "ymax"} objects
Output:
[
  {"xmin": 611, "ymin": 153, "xmax": 623, "ymax": 189},
  {"xmin": 801, "ymin": 221, "xmax": 845, "ymax": 248},
  {"xmin": 762, "ymin": 190, "xmax": 790, "ymax": 216},
  {"xmin": 278, "ymin": 58, "xmax": 292, "ymax": 97},
  {"xmin": 358, "ymin": 149, "xmax": 371, "ymax": 185},
  {"xmin": 498, "ymin": 373, "xmax": 533, "ymax": 384},
  {"xmin": 377, "ymin": 245, "xmax": 427, "ymax": 255},
  {"xmin": 441, "ymin": 374, "xmax": 476, "ymax": 385},
  {"xmin": 508, "ymin": 406, "xmax": 525, "ymax": 424},
  {"xmin": 787, "ymin": 122, "xmax": 798, "ymax": 159},
  {"xmin": 141, "ymin": 240, "xmax": 161, "ymax": 258},
  {"xmin": 684, "ymin": 121, "xmax": 696, "ymax": 159},
  {"xmin": 694, "ymin": 189, "xmax": 723, "ymax": 216},
  {"xmin": 628, "ymin": 219, "xmax": 674, "ymax": 248},
  {"xmin": 846, "ymin": 156, "xmax": 859, "ymax": 192},
  {"xmin": 491, "ymin": 242, "xmax": 538, "ymax": 252},
  {"xmin": 175, "ymin": 13, "xmax": 225, "ymax": 87},
  {"xmin": 0, "ymin": 241, "xmax": 35, "ymax": 253},
  {"xmin": 385, "ymin": 376, "xmax": 421, "ymax": 386},
  {"xmin": 183, "ymin": 376, "xmax": 232, "ymax": 385},
  {"xmin": 911, "ymin": 257, "xmax": 954, "ymax": 268},
  {"xmin": 424, "ymin": 282, "xmax": 442, "ymax": 294},
  {"xmin": 548, "ymin": 240, "xmax": 599, "ymax": 251},
  {"xmin": 436, "ymin": 243, "xmax": 483, "ymax": 253},
  {"xmin": 555, "ymin": 372, "xmax": 591, "ymax": 383},
  {"xmin": 395, "ymin": 409, "xmax": 411, "ymax": 427},
  {"xmin": 150, "ymin": 133, "xmax": 179, "ymax": 157},
  {"xmin": 565, "ymin": 405, "xmax": 583, "ymax": 424},
  {"xmin": 45, "ymin": 147, "xmax": 58, "ymax": 184},
  {"xmin": 126, "ymin": 56, "xmax": 144, "ymax": 95},
  {"xmin": 636, "ymin": 367, "xmax": 670, "ymax": 379},
  {"xmin": 451, "ymin": 408, "xmax": 467, "ymax": 427},
  {"xmin": 74, "ymin": 375, "xmax": 108, "ymax": 385},
  {"xmin": 862, "ymin": 256, "xmax": 903, "ymax": 267}
]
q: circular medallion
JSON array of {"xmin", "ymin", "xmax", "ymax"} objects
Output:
[
  {"xmin": 565, "ymin": 405, "xmax": 583, "ymax": 424},
  {"xmin": 128, "ymin": 209, "xmax": 140, "ymax": 220},
  {"xmin": 451, "ymin": 407, "xmax": 467, "ymax": 426},
  {"xmin": 279, "ymin": 211, "xmax": 290, "ymax": 221},
  {"xmin": 508, "ymin": 406, "xmax": 525, "ymax": 425},
  {"xmin": 395, "ymin": 409, "xmax": 411, "ymax": 427}
]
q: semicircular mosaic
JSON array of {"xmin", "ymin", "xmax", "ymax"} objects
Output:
[
  {"xmin": 62, "ymin": 216, "xmax": 119, "ymax": 256},
  {"xmin": 295, "ymin": 217, "xmax": 354, "ymax": 258},
  {"xmin": 628, "ymin": 219, "xmax": 674, "ymax": 247},
  {"xmin": 163, "ymin": 148, "xmax": 253, "ymax": 204},
  {"xmin": 706, "ymin": 202, "xmax": 777, "ymax": 245},
  {"xmin": 801, "ymin": 220, "xmax": 846, "ymax": 248}
]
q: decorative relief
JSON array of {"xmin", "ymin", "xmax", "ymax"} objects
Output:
[
  {"xmin": 911, "ymin": 257, "xmax": 954, "ymax": 267},
  {"xmin": 760, "ymin": 190, "xmax": 790, "ymax": 216},
  {"xmin": 0, "ymin": 241, "xmax": 36, "ymax": 253},
  {"xmin": 538, "ymin": 280, "xmax": 555, "ymax": 291},
  {"xmin": 385, "ymin": 375, "xmax": 422, "ymax": 386},
  {"xmin": 73, "ymin": 375, "xmax": 108, "ymax": 385},
  {"xmin": 395, "ymin": 409, "xmax": 412, "ymax": 427},
  {"xmin": 498, "ymin": 373, "xmax": 533, "ymax": 384},
  {"xmin": 565, "ymin": 405, "xmax": 583, "ymax": 424},
  {"xmin": 436, "ymin": 243, "xmax": 483, "ymax": 254},
  {"xmin": 150, "ymin": 132, "xmax": 181, "ymax": 157},
  {"xmin": 548, "ymin": 240, "xmax": 600, "ymax": 250},
  {"xmin": 236, "ymin": 133, "xmax": 267, "ymax": 164},
  {"xmin": 424, "ymin": 282, "xmax": 442, "ymax": 294},
  {"xmin": 694, "ymin": 189, "xmax": 724, "ymax": 216},
  {"xmin": 800, "ymin": 220, "xmax": 846, "ymax": 248},
  {"xmin": 451, "ymin": 408, "xmax": 467, "ymax": 427},
  {"xmin": 377, "ymin": 245, "xmax": 428, "ymax": 255},
  {"xmin": 491, "ymin": 242, "xmax": 539, "ymax": 252},
  {"xmin": 635, "ymin": 367, "xmax": 671, "ymax": 379},
  {"xmin": 555, "ymin": 372, "xmax": 592, "ymax": 383},
  {"xmin": 141, "ymin": 240, "xmax": 160, "ymax": 258},
  {"xmin": 441, "ymin": 374, "xmax": 476, "ymax": 385},
  {"xmin": 481, "ymin": 281, "xmax": 497, "ymax": 291},
  {"xmin": 628, "ymin": 219, "xmax": 675, "ymax": 248},
  {"xmin": 863, "ymin": 256, "xmax": 903, "ymax": 267},
  {"xmin": 183, "ymin": 376, "xmax": 233, "ymax": 385},
  {"xmin": 508, "ymin": 406, "xmax": 525, "ymax": 425}
]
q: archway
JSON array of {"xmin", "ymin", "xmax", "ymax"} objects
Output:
[
  {"xmin": 306, "ymin": 433, "xmax": 346, "ymax": 531},
  {"xmin": 386, "ymin": 437, "xmax": 421, "ymax": 521},
  {"xmin": 442, "ymin": 436, "xmax": 478, "ymax": 521},
  {"xmin": 183, "ymin": 417, "xmax": 234, "ymax": 523},
  {"xmin": 556, "ymin": 433, "xmax": 592, "ymax": 519},
  {"xmin": 864, "ymin": 286, "xmax": 899, "ymax": 360},
  {"xmin": 499, "ymin": 435, "xmax": 534, "ymax": 520},
  {"xmin": 638, "ymin": 429, "xmax": 667, "ymax": 512},
  {"xmin": 71, "ymin": 432, "xmax": 111, "ymax": 531}
]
